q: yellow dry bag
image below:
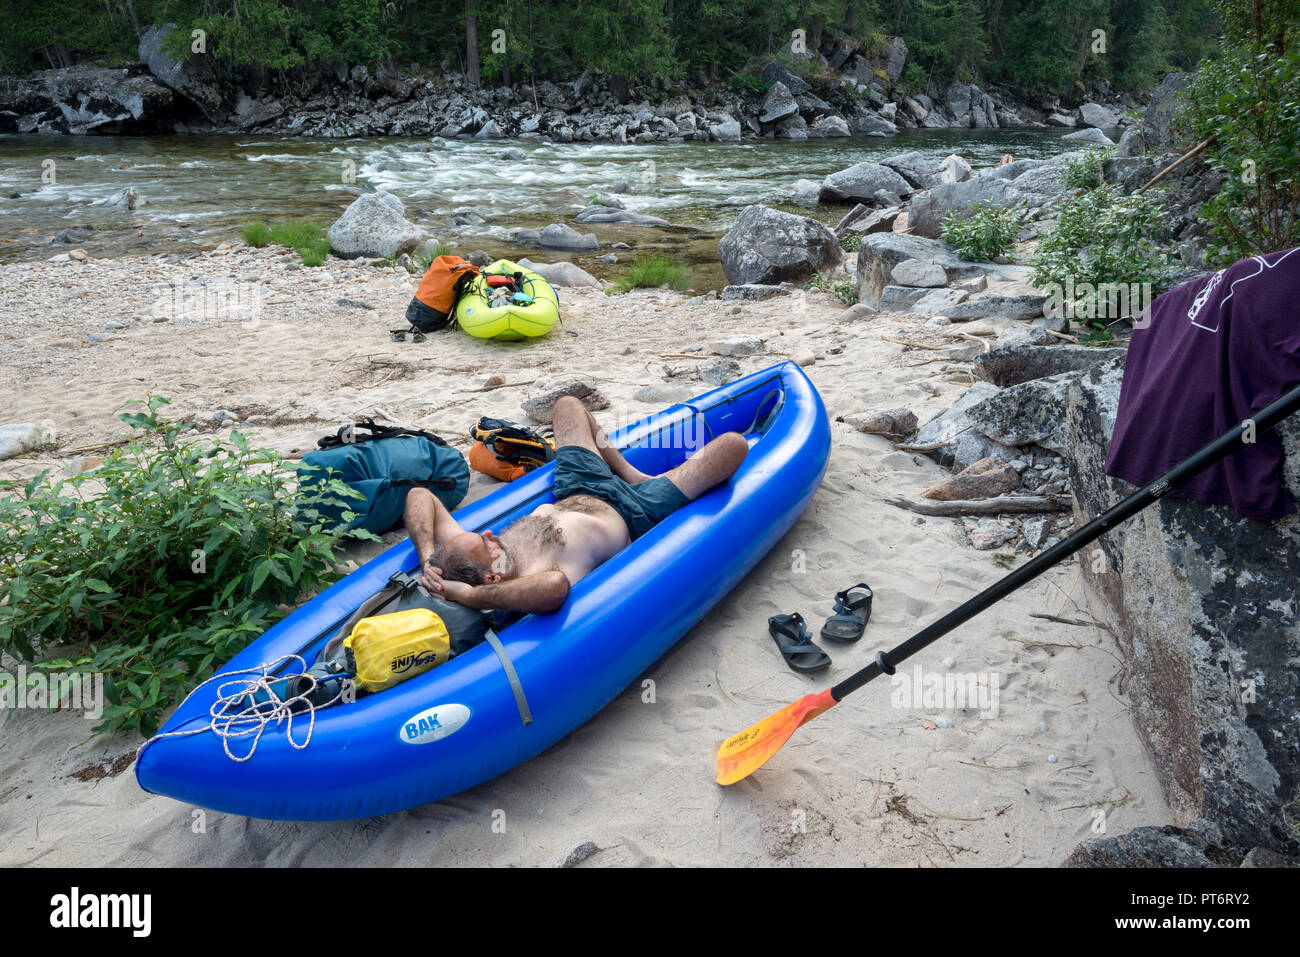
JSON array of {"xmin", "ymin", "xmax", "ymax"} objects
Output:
[{"xmin": 343, "ymin": 608, "xmax": 452, "ymax": 693}]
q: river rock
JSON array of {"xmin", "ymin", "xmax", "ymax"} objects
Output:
[
  {"xmin": 574, "ymin": 206, "xmax": 670, "ymax": 227},
  {"xmin": 326, "ymin": 191, "xmax": 423, "ymax": 259},
  {"xmin": 906, "ymin": 177, "xmax": 1016, "ymax": 239},
  {"xmin": 910, "ymin": 288, "xmax": 969, "ymax": 314},
  {"xmin": 968, "ymin": 519, "xmax": 1019, "ymax": 550},
  {"xmin": 878, "ymin": 285, "xmax": 929, "ymax": 311},
  {"xmin": 759, "ymin": 62, "xmax": 810, "ymax": 96},
  {"xmin": 922, "ymin": 457, "xmax": 1020, "ymax": 500},
  {"xmin": 944, "ymin": 294, "xmax": 1049, "ymax": 322},
  {"xmin": 92, "ymin": 186, "xmax": 143, "ymax": 211},
  {"xmin": 759, "ymin": 82, "xmax": 799, "ymax": 124},
  {"xmin": 819, "ymin": 162, "xmax": 912, "ymax": 204},
  {"xmin": 1064, "ymin": 354, "xmax": 1300, "ymax": 857},
  {"xmin": 500, "ymin": 147, "xmax": 527, "ymax": 161},
  {"xmin": 709, "ymin": 118, "xmax": 741, "ymax": 141},
  {"xmin": 0, "ymin": 422, "xmax": 54, "ymax": 461},
  {"xmin": 788, "ymin": 179, "xmax": 822, "ymax": 206},
  {"xmin": 838, "ymin": 302, "xmax": 878, "ymax": 321},
  {"xmin": 973, "ymin": 343, "xmax": 1126, "ymax": 388},
  {"xmin": 717, "ymin": 205, "xmax": 840, "ymax": 286},
  {"xmin": 522, "ymin": 380, "xmax": 609, "ymax": 424},
  {"xmin": 808, "ymin": 115, "xmax": 851, "ymax": 137},
  {"xmin": 1063, "ymin": 823, "xmax": 1225, "ymax": 868},
  {"xmin": 1077, "ymin": 102, "xmax": 1119, "ymax": 129},
  {"xmin": 517, "ymin": 258, "xmax": 600, "ymax": 288},
  {"xmin": 701, "ymin": 359, "xmax": 742, "ymax": 386},
  {"xmin": 913, "ymin": 381, "xmax": 1021, "ymax": 470},
  {"xmin": 967, "ymin": 361, "xmax": 1115, "ymax": 454},
  {"xmin": 720, "ymin": 284, "xmax": 788, "ymax": 301},
  {"xmin": 855, "ymin": 232, "xmax": 989, "ymax": 307},
  {"xmin": 891, "ymin": 259, "xmax": 947, "ymax": 287},
  {"xmin": 138, "ymin": 23, "xmax": 229, "ymax": 124},
  {"xmin": 1062, "ymin": 127, "xmax": 1115, "ymax": 146},
  {"xmin": 940, "ymin": 154, "xmax": 973, "ymax": 183},
  {"xmin": 1141, "ymin": 72, "xmax": 1192, "ymax": 153},
  {"xmin": 838, "ymin": 205, "xmax": 902, "ymax": 236},
  {"xmin": 712, "ymin": 335, "xmax": 763, "ymax": 356},
  {"xmin": 539, "ymin": 223, "xmax": 599, "ymax": 251},
  {"xmin": 843, "ymin": 407, "xmax": 917, "ymax": 439}
]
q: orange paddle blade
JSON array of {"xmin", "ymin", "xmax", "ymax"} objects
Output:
[{"xmin": 715, "ymin": 688, "xmax": 837, "ymax": 785}]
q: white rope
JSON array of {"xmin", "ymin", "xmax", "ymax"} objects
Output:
[{"xmin": 140, "ymin": 654, "xmax": 350, "ymax": 762}]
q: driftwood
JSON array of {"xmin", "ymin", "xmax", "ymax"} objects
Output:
[
  {"xmin": 886, "ymin": 494, "xmax": 1074, "ymax": 516},
  {"xmin": 1137, "ymin": 136, "xmax": 1216, "ymax": 195}
]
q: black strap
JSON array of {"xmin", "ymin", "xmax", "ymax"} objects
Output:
[{"xmin": 318, "ymin": 417, "xmax": 449, "ymax": 450}]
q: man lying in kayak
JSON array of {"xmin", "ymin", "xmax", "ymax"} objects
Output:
[{"xmin": 404, "ymin": 395, "xmax": 748, "ymax": 613}]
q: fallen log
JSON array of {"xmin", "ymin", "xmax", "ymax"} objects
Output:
[{"xmin": 886, "ymin": 494, "xmax": 1074, "ymax": 516}]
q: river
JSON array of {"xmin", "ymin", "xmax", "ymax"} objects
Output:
[{"xmin": 0, "ymin": 129, "xmax": 1076, "ymax": 288}]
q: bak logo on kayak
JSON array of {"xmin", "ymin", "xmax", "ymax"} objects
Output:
[{"xmin": 399, "ymin": 703, "xmax": 471, "ymax": 745}]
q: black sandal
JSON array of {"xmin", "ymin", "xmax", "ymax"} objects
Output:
[
  {"xmin": 820, "ymin": 583, "xmax": 873, "ymax": 643},
  {"xmin": 768, "ymin": 613, "xmax": 832, "ymax": 675}
]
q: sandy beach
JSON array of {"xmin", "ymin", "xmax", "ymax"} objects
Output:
[{"xmin": 0, "ymin": 245, "xmax": 1171, "ymax": 866}]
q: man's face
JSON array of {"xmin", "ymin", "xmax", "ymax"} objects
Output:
[{"xmin": 449, "ymin": 530, "xmax": 510, "ymax": 581}]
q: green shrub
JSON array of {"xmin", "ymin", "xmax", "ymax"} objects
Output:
[
  {"xmin": 413, "ymin": 240, "xmax": 455, "ymax": 274},
  {"xmin": 839, "ymin": 234, "xmax": 862, "ymax": 252},
  {"xmin": 612, "ymin": 254, "xmax": 691, "ymax": 293},
  {"xmin": 1030, "ymin": 185, "xmax": 1171, "ymax": 328},
  {"xmin": 730, "ymin": 74, "xmax": 770, "ymax": 94},
  {"xmin": 1182, "ymin": 47, "xmax": 1300, "ymax": 266},
  {"xmin": 241, "ymin": 222, "xmax": 272, "ymax": 247},
  {"xmin": 1062, "ymin": 147, "xmax": 1114, "ymax": 190},
  {"xmin": 0, "ymin": 397, "xmax": 371, "ymax": 737},
  {"xmin": 809, "ymin": 272, "xmax": 858, "ymax": 305},
  {"xmin": 939, "ymin": 203, "xmax": 1026, "ymax": 262}
]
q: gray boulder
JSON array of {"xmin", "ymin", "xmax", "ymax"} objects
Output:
[
  {"xmin": 891, "ymin": 259, "xmax": 947, "ymax": 287},
  {"xmin": 717, "ymin": 205, "xmax": 840, "ymax": 286},
  {"xmin": 788, "ymin": 179, "xmax": 822, "ymax": 206},
  {"xmin": 138, "ymin": 23, "xmax": 228, "ymax": 124},
  {"xmin": 1142, "ymin": 72, "xmax": 1193, "ymax": 153},
  {"xmin": 855, "ymin": 232, "xmax": 988, "ymax": 306},
  {"xmin": 1077, "ymin": 102, "xmax": 1120, "ymax": 129},
  {"xmin": 1064, "ymin": 822, "xmax": 1227, "ymax": 868},
  {"xmin": 539, "ymin": 223, "xmax": 599, "ymax": 251},
  {"xmin": 759, "ymin": 62, "xmax": 810, "ymax": 96},
  {"xmin": 909, "ymin": 288, "xmax": 968, "ymax": 314},
  {"xmin": 574, "ymin": 206, "xmax": 670, "ymax": 227},
  {"xmin": 906, "ymin": 177, "xmax": 1018, "ymax": 239},
  {"xmin": 879, "ymin": 37, "xmax": 908, "ymax": 82},
  {"xmin": 1063, "ymin": 355, "xmax": 1300, "ymax": 856},
  {"xmin": 819, "ymin": 162, "xmax": 912, "ymax": 204},
  {"xmin": 517, "ymin": 258, "xmax": 601, "ymax": 288},
  {"xmin": 0, "ymin": 423, "xmax": 53, "ymax": 461},
  {"xmin": 965, "ymin": 363, "xmax": 1103, "ymax": 454},
  {"xmin": 759, "ymin": 82, "xmax": 799, "ymax": 124},
  {"xmin": 1062, "ymin": 127, "xmax": 1115, "ymax": 146},
  {"xmin": 808, "ymin": 115, "xmax": 851, "ymax": 137},
  {"xmin": 709, "ymin": 118, "xmax": 741, "ymax": 141},
  {"xmin": 522, "ymin": 380, "xmax": 610, "ymax": 424},
  {"xmin": 92, "ymin": 186, "xmax": 143, "ymax": 211},
  {"xmin": 326, "ymin": 191, "xmax": 423, "ymax": 259},
  {"xmin": 944, "ymin": 294, "xmax": 1049, "ymax": 322},
  {"xmin": 986, "ymin": 158, "xmax": 1049, "ymax": 181},
  {"xmin": 721, "ymin": 284, "xmax": 789, "ymax": 301},
  {"xmin": 973, "ymin": 343, "xmax": 1126, "ymax": 388},
  {"xmin": 913, "ymin": 381, "xmax": 1021, "ymax": 471},
  {"xmin": 879, "ymin": 150, "xmax": 946, "ymax": 189}
]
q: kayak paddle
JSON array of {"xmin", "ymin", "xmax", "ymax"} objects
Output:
[{"xmin": 717, "ymin": 378, "xmax": 1300, "ymax": 786}]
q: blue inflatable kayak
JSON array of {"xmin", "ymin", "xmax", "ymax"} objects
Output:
[{"xmin": 136, "ymin": 361, "xmax": 830, "ymax": 820}]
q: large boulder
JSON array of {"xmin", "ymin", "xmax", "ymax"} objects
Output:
[
  {"xmin": 1142, "ymin": 71, "xmax": 1193, "ymax": 153},
  {"xmin": 944, "ymin": 294, "xmax": 1049, "ymax": 322},
  {"xmin": 1063, "ymin": 354, "xmax": 1300, "ymax": 857},
  {"xmin": 1064, "ymin": 822, "xmax": 1229, "ymax": 867},
  {"xmin": 879, "ymin": 150, "xmax": 946, "ymax": 190},
  {"xmin": 965, "ymin": 363, "xmax": 1106, "ymax": 454},
  {"xmin": 912, "ymin": 382, "xmax": 1020, "ymax": 471},
  {"xmin": 855, "ymin": 232, "xmax": 988, "ymax": 306},
  {"xmin": 1077, "ymin": 102, "xmax": 1120, "ymax": 129},
  {"xmin": 709, "ymin": 117, "xmax": 741, "ymax": 141},
  {"xmin": 326, "ymin": 191, "xmax": 424, "ymax": 259},
  {"xmin": 3, "ymin": 66, "xmax": 178, "ymax": 135},
  {"xmin": 539, "ymin": 223, "xmax": 599, "ymax": 251},
  {"xmin": 717, "ymin": 205, "xmax": 841, "ymax": 286},
  {"xmin": 517, "ymin": 258, "xmax": 600, "ymax": 288},
  {"xmin": 759, "ymin": 62, "xmax": 810, "ymax": 96},
  {"xmin": 759, "ymin": 82, "xmax": 799, "ymax": 124},
  {"xmin": 878, "ymin": 37, "xmax": 908, "ymax": 82},
  {"xmin": 818, "ymin": 162, "xmax": 912, "ymax": 204},
  {"xmin": 1062, "ymin": 127, "xmax": 1115, "ymax": 146},
  {"xmin": 138, "ymin": 23, "xmax": 229, "ymax": 124},
  {"xmin": 973, "ymin": 343, "xmax": 1125, "ymax": 387},
  {"xmin": 905, "ymin": 177, "xmax": 1017, "ymax": 239}
]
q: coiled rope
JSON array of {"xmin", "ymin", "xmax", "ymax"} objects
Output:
[{"xmin": 140, "ymin": 655, "xmax": 349, "ymax": 763}]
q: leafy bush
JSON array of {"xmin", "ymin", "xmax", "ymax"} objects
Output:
[
  {"xmin": 730, "ymin": 74, "xmax": 770, "ymax": 94},
  {"xmin": 1030, "ymin": 186, "xmax": 1171, "ymax": 328},
  {"xmin": 1182, "ymin": 47, "xmax": 1300, "ymax": 266},
  {"xmin": 809, "ymin": 273, "xmax": 858, "ymax": 305},
  {"xmin": 0, "ymin": 397, "xmax": 370, "ymax": 737},
  {"xmin": 611, "ymin": 254, "xmax": 691, "ymax": 293},
  {"xmin": 839, "ymin": 234, "xmax": 862, "ymax": 252},
  {"xmin": 939, "ymin": 203, "xmax": 1025, "ymax": 262},
  {"xmin": 1062, "ymin": 147, "xmax": 1114, "ymax": 190}
]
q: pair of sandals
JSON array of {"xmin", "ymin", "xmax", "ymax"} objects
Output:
[{"xmin": 769, "ymin": 583, "xmax": 873, "ymax": 675}]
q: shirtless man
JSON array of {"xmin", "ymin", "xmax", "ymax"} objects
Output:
[{"xmin": 403, "ymin": 396, "xmax": 749, "ymax": 614}]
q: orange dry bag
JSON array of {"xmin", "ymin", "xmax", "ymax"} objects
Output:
[{"xmin": 406, "ymin": 255, "xmax": 480, "ymax": 332}]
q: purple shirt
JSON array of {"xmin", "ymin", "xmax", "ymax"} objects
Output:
[{"xmin": 1105, "ymin": 246, "xmax": 1300, "ymax": 520}]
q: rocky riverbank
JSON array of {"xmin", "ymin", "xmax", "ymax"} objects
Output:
[{"xmin": 2, "ymin": 23, "xmax": 1138, "ymax": 142}]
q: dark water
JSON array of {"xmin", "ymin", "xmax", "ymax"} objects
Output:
[{"xmin": 0, "ymin": 129, "xmax": 1075, "ymax": 286}]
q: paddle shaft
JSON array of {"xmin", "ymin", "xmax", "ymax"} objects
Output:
[{"xmin": 830, "ymin": 379, "xmax": 1300, "ymax": 702}]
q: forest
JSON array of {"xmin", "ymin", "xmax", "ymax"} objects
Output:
[{"xmin": 1, "ymin": 0, "xmax": 1226, "ymax": 95}]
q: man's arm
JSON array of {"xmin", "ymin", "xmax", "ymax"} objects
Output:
[
  {"xmin": 405, "ymin": 488, "xmax": 464, "ymax": 562},
  {"xmin": 439, "ymin": 570, "xmax": 571, "ymax": 615}
]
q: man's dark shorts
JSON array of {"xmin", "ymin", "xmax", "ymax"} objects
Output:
[{"xmin": 552, "ymin": 446, "xmax": 689, "ymax": 540}]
